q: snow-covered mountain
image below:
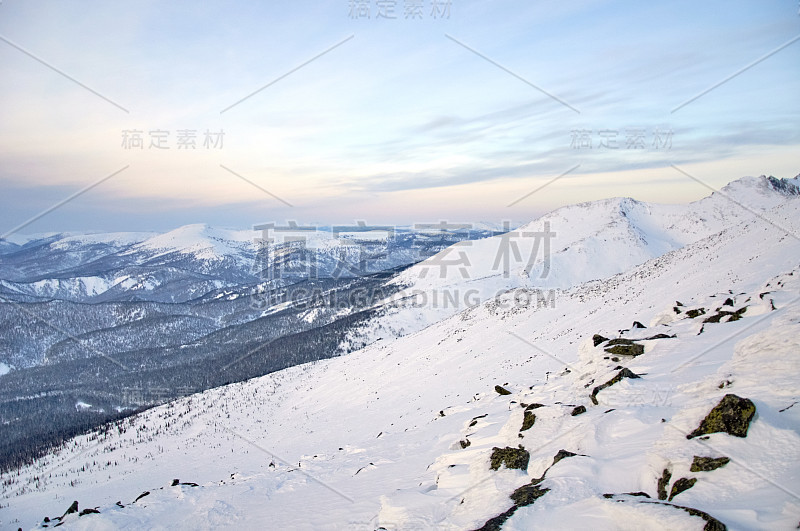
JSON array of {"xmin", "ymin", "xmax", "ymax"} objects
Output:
[
  {"xmin": 352, "ymin": 175, "xmax": 799, "ymax": 345},
  {"xmin": 2, "ymin": 174, "xmax": 799, "ymax": 530}
]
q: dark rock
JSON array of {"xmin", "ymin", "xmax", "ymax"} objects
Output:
[
  {"xmin": 63, "ymin": 501, "xmax": 79, "ymax": 517},
  {"xmin": 489, "ymin": 446, "xmax": 530, "ymax": 471},
  {"xmin": 470, "ymin": 506, "xmax": 518, "ymax": 531},
  {"xmin": 642, "ymin": 333, "xmax": 676, "ymax": 340},
  {"xmin": 494, "ymin": 385, "xmax": 512, "ymax": 396},
  {"xmin": 133, "ymin": 491, "xmax": 150, "ymax": 503},
  {"xmin": 604, "ymin": 344, "xmax": 645, "ymax": 357},
  {"xmin": 592, "ymin": 334, "xmax": 610, "ymax": 347},
  {"xmin": 687, "ymin": 394, "xmax": 756, "ymax": 439},
  {"xmin": 669, "ymin": 477, "xmax": 697, "ymax": 501},
  {"xmin": 605, "ymin": 338, "xmax": 636, "ymax": 346},
  {"xmin": 685, "ymin": 308, "xmax": 706, "ymax": 318},
  {"xmin": 510, "ymin": 482, "xmax": 550, "ymax": 507},
  {"xmin": 79, "ymin": 508, "xmax": 100, "ymax": 516},
  {"xmin": 591, "ymin": 368, "xmax": 641, "ymax": 405},
  {"xmin": 703, "ymin": 307, "xmax": 746, "ymax": 324},
  {"xmin": 525, "ymin": 403, "xmax": 545, "ymax": 411},
  {"xmin": 552, "ymin": 449, "xmax": 578, "ymax": 466},
  {"xmin": 657, "ymin": 468, "xmax": 672, "ymax": 500},
  {"xmin": 171, "ymin": 479, "xmax": 180, "ymax": 486},
  {"xmin": 723, "ymin": 298, "xmax": 734, "ymax": 306},
  {"xmin": 571, "ymin": 405, "xmax": 587, "ymax": 416},
  {"xmin": 691, "ymin": 456, "xmax": 730, "ymax": 472},
  {"xmin": 460, "ymin": 439, "xmax": 471, "ymax": 449},
  {"xmin": 520, "ymin": 411, "xmax": 536, "ymax": 431},
  {"xmin": 632, "ymin": 321, "xmax": 646, "ymax": 329}
]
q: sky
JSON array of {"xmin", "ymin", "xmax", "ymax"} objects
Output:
[{"xmin": 0, "ymin": 0, "xmax": 798, "ymax": 234}]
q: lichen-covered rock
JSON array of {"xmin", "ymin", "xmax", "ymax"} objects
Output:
[
  {"xmin": 703, "ymin": 307, "xmax": 746, "ymax": 324},
  {"xmin": 520, "ymin": 411, "xmax": 536, "ymax": 431},
  {"xmin": 490, "ymin": 446, "xmax": 530, "ymax": 471},
  {"xmin": 685, "ymin": 308, "xmax": 706, "ymax": 318},
  {"xmin": 657, "ymin": 468, "xmax": 672, "ymax": 500},
  {"xmin": 687, "ymin": 394, "xmax": 756, "ymax": 439},
  {"xmin": 690, "ymin": 456, "xmax": 730, "ymax": 472},
  {"xmin": 591, "ymin": 368, "xmax": 641, "ymax": 405},
  {"xmin": 571, "ymin": 405, "xmax": 587, "ymax": 416},
  {"xmin": 669, "ymin": 477, "xmax": 697, "ymax": 501},
  {"xmin": 494, "ymin": 385, "xmax": 512, "ymax": 396},
  {"xmin": 604, "ymin": 343, "xmax": 645, "ymax": 357},
  {"xmin": 510, "ymin": 481, "xmax": 550, "ymax": 506},
  {"xmin": 592, "ymin": 334, "xmax": 610, "ymax": 346}
]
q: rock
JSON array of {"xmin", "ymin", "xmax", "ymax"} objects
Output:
[
  {"xmin": 723, "ymin": 298, "xmax": 734, "ymax": 306},
  {"xmin": 489, "ymin": 446, "xmax": 530, "ymax": 471},
  {"xmin": 657, "ymin": 468, "xmax": 672, "ymax": 500},
  {"xmin": 524, "ymin": 403, "xmax": 545, "ymax": 411},
  {"xmin": 171, "ymin": 479, "xmax": 180, "ymax": 486},
  {"xmin": 494, "ymin": 385, "xmax": 512, "ymax": 396},
  {"xmin": 632, "ymin": 321, "xmax": 646, "ymax": 329},
  {"xmin": 460, "ymin": 439, "xmax": 471, "ymax": 449},
  {"xmin": 642, "ymin": 333, "xmax": 675, "ymax": 340},
  {"xmin": 687, "ymin": 394, "xmax": 756, "ymax": 439},
  {"xmin": 685, "ymin": 308, "xmax": 706, "ymax": 318},
  {"xmin": 520, "ymin": 411, "xmax": 536, "ymax": 431},
  {"xmin": 133, "ymin": 491, "xmax": 150, "ymax": 503},
  {"xmin": 63, "ymin": 501, "xmax": 79, "ymax": 517},
  {"xmin": 669, "ymin": 477, "xmax": 697, "ymax": 501},
  {"xmin": 552, "ymin": 449, "xmax": 578, "ymax": 466},
  {"xmin": 571, "ymin": 405, "xmax": 587, "ymax": 416},
  {"xmin": 79, "ymin": 508, "xmax": 100, "ymax": 516},
  {"xmin": 604, "ymin": 344, "xmax": 645, "ymax": 357},
  {"xmin": 592, "ymin": 334, "xmax": 609, "ymax": 347},
  {"xmin": 510, "ymin": 481, "xmax": 550, "ymax": 507},
  {"xmin": 591, "ymin": 368, "xmax": 641, "ymax": 405},
  {"xmin": 691, "ymin": 456, "xmax": 730, "ymax": 472},
  {"xmin": 703, "ymin": 307, "xmax": 746, "ymax": 323}
]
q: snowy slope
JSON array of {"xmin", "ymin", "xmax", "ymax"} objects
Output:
[
  {"xmin": 2, "ymin": 196, "xmax": 799, "ymax": 529},
  {"xmin": 352, "ymin": 175, "xmax": 799, "ymax": 346}
]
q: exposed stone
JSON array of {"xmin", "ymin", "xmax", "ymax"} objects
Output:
[
  {"xmin": 460, "ymin": 439, "xmax": 471, "ymax": 449},
  {"xmin": 687, "ymin": 394, "xmax": 756, "ymax": 439},
  {"xmin": 494, "ymin": 385, "xmax": 512, "ymax": 396},
  {"xmin": 489, "ymin": 446, "xmax": 530, "ymax": 471},
  {"xmin": 690, "ymin": 456, "xmax": 730, "ymax": 472},
  {"xmin": 604, "ymin": 343, "xmax": 645, "ymax": 357},
  {"xmin": 669, "ymin": 477, "xmax": 697, "ymax": 501},
  {"xmin": 592, "ymin": 334, "xmax": 610, "ymax": 346},
  {"xmin": 552, "ymin": 449, "xmax": 578, "ymax": 466},
  {"xmin": 657, "ymin": 468, "xmax": 672, "ymax": 500},
  {"xmin": 510, "ymin": 482, "xmax": 550, "ymax": 507},
  {"xmin": 520, "ymin": 411, "xmax": 536, "ymax": 431},
  {"xmin": 571, "ymin": 405, "xmax": 587, "ymax": 416},
  {"xmin": 591, "ymin": 368, "xmax": 641, "ymax": 405}
]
